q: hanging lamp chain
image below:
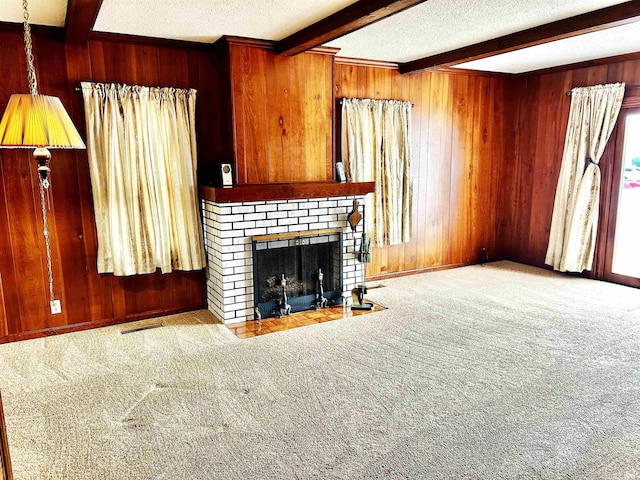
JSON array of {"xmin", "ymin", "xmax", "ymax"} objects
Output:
[
  {"xmin": 39, "ymin": 181, "xmax": 55, "ymax": 305},
  {"xmin": 22, "ymin": 0, "xmax": 38, "ymax": 96}
]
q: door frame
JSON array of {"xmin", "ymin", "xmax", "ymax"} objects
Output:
[{"xmin": 599, "ymin": 106, "xmax": 640, "ymax": 288}]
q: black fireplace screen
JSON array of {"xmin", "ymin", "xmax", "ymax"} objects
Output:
[{"xmin": 253, "ymin": 233, "xmax": 343, "ymax": 319}]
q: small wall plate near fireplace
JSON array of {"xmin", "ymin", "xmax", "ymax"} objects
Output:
[
  {"xmin": 252, "ymin": 231, "xmax": 343, "ymax": 320},
  {"xmin": 221, "ymin": 163, "xmax": 233, "ymax": 188}
]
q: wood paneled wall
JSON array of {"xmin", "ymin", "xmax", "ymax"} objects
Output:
[
  {"xmin": 500, "ymin": 58, "xmax": 640, "ymax": 272},
  {"xmin": 335, "ymin": 63, "xmax": 508, "ymax": 277},
  {"xmin": 0, "ymin": 30, "xmax": 211, "ymax": 341},
  {"xmin": 228, "ymin": 45, "xmax": 334, "ymax": 184}
]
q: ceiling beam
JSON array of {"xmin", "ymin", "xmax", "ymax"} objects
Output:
[
  {"xmin": 275, "ymin": 0, "xmax": 429, "ymax": 56},
  {"xmin": 400, "ymin": 1, "xmax": 640, "ymax": 74},
  {"xmin": 65, "ymin": 0, "xmax": 104, "ymax": 44}
]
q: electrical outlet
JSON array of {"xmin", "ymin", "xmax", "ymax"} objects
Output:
[{"xmin": 50, "ymin": 299, "xmax": 62, "ymax": 314}]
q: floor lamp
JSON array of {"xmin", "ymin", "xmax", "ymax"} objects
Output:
[{"xmin": 0, "ymin": 0, "xmax": 86, "ymax": 314}]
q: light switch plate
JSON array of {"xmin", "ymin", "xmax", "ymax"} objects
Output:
[{"xmin": 50, "ymin": 299, "xmax": 62, "ymax": 314}]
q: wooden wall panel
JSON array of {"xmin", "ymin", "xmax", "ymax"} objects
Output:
[
  {"xmin": 334, "ymin": 64, "xmax": 507, "ymax": 277},
  {"xmin": 501, "ymin": 58, "xmax": 640, "ymax": 271},
  {"xmin": 230, "ymin": 46, "xmax": 334, "ymax": 184},
  {"xmin": 0, "ymin": 31, "xmax": 209, "ymax": 342}
]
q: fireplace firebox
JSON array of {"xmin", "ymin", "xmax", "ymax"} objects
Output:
[{"xmin": 252, "ymin": 231, "xmax": 343, "ymax": 319}]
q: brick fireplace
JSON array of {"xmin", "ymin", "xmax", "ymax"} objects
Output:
[{"xmin": 200, "ymin": 194, "xmax": 367, "ymax": 324}]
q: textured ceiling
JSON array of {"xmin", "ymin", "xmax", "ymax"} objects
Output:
[
  {"xmin": 93, "ymin": 0, "xmax": 358, "ymax": 43},
  {"xmin": 0, "ymin": 0, "xmax": 67, "ymax": 26},
  {"xmin": 0, "ymin": 0, "xmax": 639, "ymax": 74},
  {"xmin": 455, "ymin": 22, "xmax": 640, "ymax": 74},
  {"xmin": 326, "ymin": 0, "xmax": 630, "ymax": 63}
]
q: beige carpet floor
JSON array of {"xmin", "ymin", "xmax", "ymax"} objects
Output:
[{"xmin": 1, "ymin": 261, "xmax": 640, "ymax": 479}]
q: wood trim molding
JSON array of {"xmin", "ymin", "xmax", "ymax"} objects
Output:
[
  {"xmin": 217, "ymin": 36, "xmax": 340, "ymax": 55},
  {"xmin": 199, "ymin": 181, "xmax": 375, "ymax": 203},
  {"xmin": 521, "ymin": 51, "xmax": 640, "ymax": 77},
  {"xmin": 0, "ymin": 21, "xmax": 64, "ymax": 39},
  {"xmin": 622, "ymin": 95, "xmax": 640, "ymax": 109},
  {"xmin": 275, "ymin": 0, "xmax": 429, "ymax": 56},
  {"xmin": 0, "ymin": 391, "xmax": 13, "ymax": 480},
  {"xmin": 428, "ymin": 66, "xmax": 516, "ymax": 78},
  {"xmin": 65, "ymin": 0, "xmax": 104, "ymax": 44},
  {"xmin": 335, "ymin": 56, "xmax": 400, "ymax": 70},
  {"xmin": 87, "ymin": 31, "xmax": 216, "ymax": 51},
  {"xmin": 221, "ymin": 35, "xmax": 275, "ymax": 49},
  {"xmin": 400, "ymin": 2, "xmax": 640, "ymax": 73},
  {"xmin": 253, "ymin": 228, "xmax": 343, "ymax": 242}
]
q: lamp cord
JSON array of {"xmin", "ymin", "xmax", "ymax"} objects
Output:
[
  {"xmin": 22, "ymin": 0, "xmax": 38, "ymax": 96},
  {"xmin": 38, "ymin": 180, "xmax": 55, "ymax": 306}
]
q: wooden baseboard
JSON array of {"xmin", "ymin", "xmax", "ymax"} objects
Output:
[
  {"xmin": 365, "ymin": 258, "xmax": 506, "ymax": 282},
  {"xmin": 0, "ymin": 303, "xmax": 208, "ymax": 344},
  {"xmin": 0, "ymin": 391, "xmax": 13, "ymax": 480}
]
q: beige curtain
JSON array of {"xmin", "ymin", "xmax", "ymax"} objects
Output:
[
  {"xmin": 81, "ymin": 82, "xmax": 205, "ymax": 276},
  {"xmin": 341, "ymin": 98, "xmax": 413, "ymax": 247},
  {"xmin": 545, "ymin": 83, "xmax": 625, "ymax": 273}
]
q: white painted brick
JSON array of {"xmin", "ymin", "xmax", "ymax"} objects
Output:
[
  {"xmin": 278, "ymin": 203, "xmax": 299, "ymax": 211},
  {"xmin": 233, "ymin": 237, "xmax": 251, "ymax": 245},
  {"xmin": 235, "ymin": 294, "xmax": 253, "ymax": 303},
  {"xmin": 309, "ymin": 208, "xmax": 328, "ymax": 216},
  {"xmin": 244, "ymin": 212, "xmax": 267, "ymax": 221},
  {"xmin": 234, "ymin": 220, "xmax": 256, "ymax": 229},
  {"xmin": 224, "ymin": 245, "xmax": 246, "ymax": 253},
  {"xmin": 255, "ymin": 219, "xmax": 277, "ymax": 228},
  {"xmin": 288, "ymin": 210, "xmax": 309, "ymax": 218},
  {"xmin": 297, "ymin": 216, "xmax": 318, "ymax": 224},
  {"xmin": 318, "ymin": 215, "xmax": 338, "ymax": 222},
  {"xmin": 224, "ymin": 259, "xmax": 246, "ymax": 269},
  {"xmin": 328, "ymin": 221, "xmax": 344, "ymax": 228},
  {"xmin": 309, "ymin": 222, "xmax": 329, "ymax": 230},
  {"xmin": 232, "ymin": 205, "xmax": 255, "ymax": 214},
  {"xmin": 299, "ymin": 201, "xmax": 319, "ymax": 209},
  {"xmin": 220, "ymin": 229, "xmax": 246, "ymax": 238},
  {"xmin": 219, "ymin": 214, "xmax": 245, "ymax": 223},
  {"xmin": 255, "ymin": 204, "xmax": 278, "ymax": 212},
  {"xmin": 278, "ymin": 218, "xmax": 298, "ymax": 226},
  {"xmin": 267, "ymin": 211, "xmax": 288, "ymax": 219},
  {"xmin": 223, "ymin": 301, "xmax": 247, "ymax": 313},
  {"xmin": 235, "ymin": 265, "xmax": 252, "ymax": 274},
  {"xmin": 318, "ymin": 200, "xmax": 337, "ymax": 208},
  {"xmin": 245, "ymin": 227, "xmax": 267, "ymax": 236},
  {"xmin": 235, "ymin": 280, "xmax": 252, "ymax": 288},
  {"xmin": 233, "ymin": 251, "xmax": 252, "ymax": 260},
  {"xmin": 225, "ymin": 273, "xmax": 246, "ymax": 283},
  {"xmin": 267, "ymin": 226, "xmax": 288, "ymax": 235}
]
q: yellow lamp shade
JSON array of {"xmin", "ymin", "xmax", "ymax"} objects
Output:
[{"xmin": 0, "ymin": 94, "xmax": 85, "ymax": 149}]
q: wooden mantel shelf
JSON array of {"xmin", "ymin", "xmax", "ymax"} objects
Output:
[{"xmin": 199, "ymin": 181, "xmax": 375, "ymax": 203}]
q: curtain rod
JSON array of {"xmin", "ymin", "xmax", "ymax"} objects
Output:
[
  {"xmin": 339, "ymin": 98, "xmax": 414, "ymax": 106},
  {"xmin": 74, "ymin": 83, "xmax": 193, "ymax": 92},
  {"xmin": 565, "ymin": 84, "xmax": 640, "ymax": 96}
]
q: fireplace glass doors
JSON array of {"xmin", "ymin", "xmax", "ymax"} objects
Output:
[{"xmin": 252, "ymin": 232, "xmax": 343, "ymax": 319}]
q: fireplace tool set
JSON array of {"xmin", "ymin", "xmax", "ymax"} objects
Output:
[
  {"xmin": 272, "ymin": 274, "xmax": 292, "ymax": 318},
  {"xmin": 265, "ymin": 198, "xmax": 373, "ymax": 319},
  {"xmin": 348, "ymin": 200, "xmax": 373, "ymax": 310}
]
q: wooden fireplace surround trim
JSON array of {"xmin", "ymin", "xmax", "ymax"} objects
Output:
[{"xmin": 199, "ymin": 181, "xmax": 375, "ymax": 203}]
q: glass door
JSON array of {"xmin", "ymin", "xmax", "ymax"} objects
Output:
[{"xmin": 604, "ymin": 108, "xmax": 640, "ymax": 286}]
